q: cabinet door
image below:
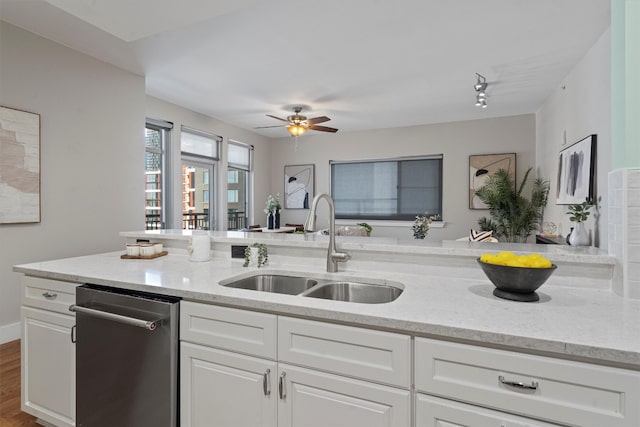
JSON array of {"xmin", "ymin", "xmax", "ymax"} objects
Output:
[
  {"xmin": 21, "ymin": 306, "xmax": 75, "ymax": 427},
  {"xmin": 278, "ymin": 364, "xmax": 411, "ymax": 427},
  {"xmin": 416, "ymin": 394, "xmax": 561, "ymax": 427},
  {"xmin": 180, "ymin": 342, "xmax": 277, "ymax": 427}
]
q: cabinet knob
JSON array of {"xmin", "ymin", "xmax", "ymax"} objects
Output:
[{"xmin": 42, "ymin": 292, "xmax": 58, "ymax": 299}]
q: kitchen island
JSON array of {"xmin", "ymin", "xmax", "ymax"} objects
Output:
[{"xmin": 14, "ymin": 230, "xmax": 640, "ymax": 427}]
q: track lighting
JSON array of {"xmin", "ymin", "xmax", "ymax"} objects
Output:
[{"xmin": 474, "ymin": 73, "xmax": 488, "ymax": 108}]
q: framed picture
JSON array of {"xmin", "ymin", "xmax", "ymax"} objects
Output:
[
  {"xmin": 284, "ymin": 164, "xmax": 314, "ymax": 209},
  {"xmin": 0, "ymin": 106, "xmax": 41, "ymax": 224},
  {"xmin": 556, "ymin": 134, "xmax": 596, "ymax": 205},
  {"xmin": 469, "ymin": 153, "xmax": 516, "ymax": 209}
]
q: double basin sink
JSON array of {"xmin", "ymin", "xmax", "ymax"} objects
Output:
[{"xmin": 220, "ymin": 272, "xmax": 403, "ymax": 304}]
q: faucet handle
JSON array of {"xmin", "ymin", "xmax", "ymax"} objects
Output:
[{"xmin": 332, "ymin": 251, "xmax": 351, "ymax": 262}]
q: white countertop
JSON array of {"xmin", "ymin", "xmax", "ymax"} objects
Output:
[{"xmin": 14, "ymin": 247, "xmax": 640, "ymax": 369}]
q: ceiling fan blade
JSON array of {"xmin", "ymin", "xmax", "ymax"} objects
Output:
[
  {"xmin": 266, "ymin": 114, "xmax": 290, "ymax": 123},
  {"xmin": 308, "ymin": 124, "xmax": 338, "ymax": 133},
  {"xmin": 305, "ymin": 116, "xmax": 331, "ymax": 125},
  {"xmin": 254, "ymin": 125, "xmax": 287, "ymax": 129}
]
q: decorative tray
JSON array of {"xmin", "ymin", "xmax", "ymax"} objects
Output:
[{"xmin": 120, "ymin": 251, "xmax": 168, "ymax": 260}]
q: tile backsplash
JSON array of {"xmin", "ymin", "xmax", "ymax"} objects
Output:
[{"xmin": 609, "ymin": 168, "xmax": 640, "ymax": 298}]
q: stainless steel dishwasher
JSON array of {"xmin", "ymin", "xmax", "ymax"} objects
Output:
[{"xmin": 71, "ymin": 284, "xmax": 180, "ymax": 427}]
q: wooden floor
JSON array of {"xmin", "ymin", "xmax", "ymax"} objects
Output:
[{"xmin": 0, "ymin": 340, "xmax": 39, "ymax": 427}]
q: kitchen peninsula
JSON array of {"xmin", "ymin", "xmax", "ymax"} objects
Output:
[{"xmin": 14, "ymin": 230, "xmax": 640, "ymax": 427}]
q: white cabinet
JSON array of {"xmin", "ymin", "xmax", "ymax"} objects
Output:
[
  {"xmin": 180, "ymin": 301, "xmax": 411, "ymax": 427},
  {"xmin": 416, "ymin": 394, "xmax": 560, "ymax": 427},
  {"xmin": 415, "ymin": 337, "xmax": 640, "ymax": 427},
  {"xmin": 21, "ymin": 276, "xmax": 79, "ymax": 427},
  {"xmin": 279, "ymin": 364, "xmax": 410, "ymax": 427},
  {"xmin": 180, "ymin": 341, "xmax": 277, "ymax": 427}
]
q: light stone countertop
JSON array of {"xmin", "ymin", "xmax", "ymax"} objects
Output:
[{"xmin": 14, "ymin": 244, "xmax": 639, "ymax": 370}]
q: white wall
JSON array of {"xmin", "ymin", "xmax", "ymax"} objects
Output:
[
  {"xmin": 146, "ymin": 96, "xmax": 273, "ymax": 229},
  {"xmin": 270, "ymin": 114, "xmax": 536, "ymax": 241},
  {"xmin": 0, "ymin": 22, "xmax": 146, "ymax": 339},
  {"xmin": 536, "ymin": 28, "xmax": 611, "ymax": 249}
]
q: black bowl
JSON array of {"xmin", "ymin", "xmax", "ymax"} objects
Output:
[{"xmin": 477, "ymin": 258, "xmax": 557, "ymax": 302}]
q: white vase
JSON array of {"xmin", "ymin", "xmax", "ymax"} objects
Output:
[{"xmin": 569, "ymin": 222, "xmax": 590, "ymax": 246}]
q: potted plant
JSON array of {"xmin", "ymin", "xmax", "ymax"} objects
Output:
[
  {"xmin": 475, "ymin": 168, "xmax": 550, "ymax": 243},
  {"xmin": 412, "ymin": 213, "xmax": 437, "ymax": 239},
  {"xmin": 243, "ymin": 243, "xmax": 269, "ymax": 267},
  {"xmin": 264, "ymin": 194, "xmax": 281, "ymax": 229},
  {"xmin": 566, "ymin": 199, "xmax": 593, "ymax": 246}
]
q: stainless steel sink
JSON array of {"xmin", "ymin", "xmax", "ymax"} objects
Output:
[
  {"xmin": 302, "ymin": 282, "xmax": 403, "ymax": 304},
  {"xmin": 220, "ymin": 272, "xmax": 403, "ymax": 304},
  {"xmin": 221, "ymin": 274, "xmax": 318, "ymax": 295}
]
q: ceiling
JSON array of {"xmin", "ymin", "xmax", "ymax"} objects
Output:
[{"xmin": 0, "ymin": 0, "xmax": 610, "ymax": 137}]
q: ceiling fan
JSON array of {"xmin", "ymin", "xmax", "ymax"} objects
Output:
[{"xmin": 255, "ymin": 106, "xmax": 338, "ymax": 136}]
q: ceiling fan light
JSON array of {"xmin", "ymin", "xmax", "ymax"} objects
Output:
[{"xmin": 287, "ymin": 124, "xmax": 307, "ymax": 137}]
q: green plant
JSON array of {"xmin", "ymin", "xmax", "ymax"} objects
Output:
[
  {"xmin": 475, "ymin": 168, "xmax": 550, "ymax": 243},
  {"xmin": 412, "ymin": 213, "xmax": 437, "ymax": 239},
  {"xmin": 567, "ymin": 199, "xmax": 593, "ymax": 222},
  {"xmin": 243, "ymin": 243, "xmax": 268, "ymax": 267},
  {"xmin": 357, "ymin": 222, "xmax": 372, "ymax": 236},
  {"xmin": 264, "ymin": 193, "xmax": 281, "ymax": 214}
]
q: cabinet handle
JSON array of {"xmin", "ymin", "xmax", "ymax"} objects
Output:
[
  {"xmin": 70, "ymin": 325, "xmax": 77, "ymax": 343},
  {"xmin": 263, "ymin": 369, "xmax": 271, "ymax": 396},
  {"xmin": 278, "ymin": 371, "xmax": 286, "ymax": 399},
  {"xmin": 42, "ymin": 292, "xmax": 57, "ymax": 299},
  {"xmin": 498, "ymin": 375, "xmax": 538, "ymax": 390}
]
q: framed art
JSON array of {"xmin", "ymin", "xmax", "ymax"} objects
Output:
[
  {"xmin": 556, "ymin": 134, "xmax": 596, "ymax": 205},
  {"xmin": 0, "ymin": 106, "xmax": 41, "ymax": 224},
  {"xmin": 284, "ymin": 164, "xmax": 314, "ymax": 209},
  {"xmin": 469, "ymin": 153, "xmax": 516, "ymax": 209}
]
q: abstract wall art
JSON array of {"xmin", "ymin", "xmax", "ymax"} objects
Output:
[
  {"xmin": 0, "ymin": 106, "xmax": 41, "ymax": 224},
  {"xmin": 469, "ymin": 153, "xmax": 516, "ymax": 209},
  {"xmin": 556, "ymin": 134, "xmax": 596, "ymax": 205},
  {"xmin": 284, "ymin": 164, "xmax": 314, "ymax": 209}
]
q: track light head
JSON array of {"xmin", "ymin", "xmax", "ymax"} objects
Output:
[{"xmin": 474, "ymin": 73, "xmax": 488, "ymax": 108}]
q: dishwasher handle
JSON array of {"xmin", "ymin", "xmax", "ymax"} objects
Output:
[{"xmin": 69, "ymin": 304, "xmax": 161, "ymax": 331}]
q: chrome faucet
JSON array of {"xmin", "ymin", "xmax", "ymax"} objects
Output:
[{"xmin": 303, "ymin": 193, "xmax": 351, "ymax": 272}]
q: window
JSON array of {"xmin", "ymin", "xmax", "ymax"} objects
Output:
[
  {"xmin": 181, "ymin": 126, "xmax": 220, "ymax": 230},
  {"xmin": 145, "ymin": 119, "xmax": 172, "ymax": 229},
  {"xmin": 330, "ymin": 155, "xmax": 442, "ymax": 220},
  {"xmin": 227, "ymin": 141, "xmax": 252, "ymax": 230}
]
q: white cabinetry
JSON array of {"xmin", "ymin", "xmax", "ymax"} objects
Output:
[
  {"xmin": 180, "ymin": 301, "xmax": 411, "ymax": 427},
  {"xmin": 21, "ymin": 276, "xmax": 79, "ymax": 427},
  {"xmin": 415, "ymin": 337, "xmax": 640, "ymax": 427}
]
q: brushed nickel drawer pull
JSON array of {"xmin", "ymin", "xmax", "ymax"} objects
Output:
[
  {"xmin": 42, "ymin": 292, "xmax": 58, "ymax": 299},
  {"xmin": 263, "ymin": 369, "xmax": 271, "ymax": 396},
  {"xmin": 498, "ymin": 375, "xmax": 539, "ymax": 390},
  {"xmin": 279, "ymin": 371, "xmax": 286, "ymax": 399}
]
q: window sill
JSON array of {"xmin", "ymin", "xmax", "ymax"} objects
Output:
[{"xmin": 336, "ymin": 220, "xmax": 445, "ymax": 228}]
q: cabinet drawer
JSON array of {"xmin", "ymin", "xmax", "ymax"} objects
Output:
[
  {"xmin": 278, "ymin": 317, "xmax": 411, "ymax": 388},
  {"xmin": 22, "ymin": 276, "xmax": 79, "ymax": 315},
  {"xmin": 180, "ymin": 301, "xmax": 277, "ymax": 359},
  {"xmin": 416, "ymin": 394, "xmax": 560, "ymax": 427},
  {"xmin": 415, "ymin": 337, "xmax": 640, "ymax": 427}
]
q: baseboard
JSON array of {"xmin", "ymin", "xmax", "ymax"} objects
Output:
[{"xmin": 0, "ymin": 321, "xmax": 20, "ymax": 344}]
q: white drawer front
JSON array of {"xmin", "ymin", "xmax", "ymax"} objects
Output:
[
  {"xmin": 415, "ymin": 337, "xmax": 640, "ymax": 427},
  {"xmin": 22, "ymin": 276, "xmax": 79, "ymax": 315},
  {"xmin": 416, "ymin": 394, "xmax": 561, "ymax": 427},
  {"xmin": 278, "ymin": 317, "xmax": 411, "ymax": 388},
  {"xmin": 180, "ymin": 301, "xmax": 277, "ymax": 359}
]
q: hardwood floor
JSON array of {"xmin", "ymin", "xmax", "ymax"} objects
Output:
[{"xmin": 0, "ymin": 340, "xmax": 39, "ymax": 427}]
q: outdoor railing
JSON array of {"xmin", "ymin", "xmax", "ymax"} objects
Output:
[{"xmin": 145, "ymin": 211, "xmax": 246, "ymax": 231}]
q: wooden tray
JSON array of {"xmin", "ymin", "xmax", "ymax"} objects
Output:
[{"xmin": 121, "ymin": 251, "xmax": 168, "ymax": 260}]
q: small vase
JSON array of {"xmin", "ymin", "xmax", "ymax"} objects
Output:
[
  {"xmin": 566, "ymin": 227, "xmax": 573, "ymax": 245},
  {"xmin": 267, "ymin": 212, "xmax": 274, "ymax": 230},
  {"xmin": 274, "ymin": 209, "xmax": 280, "ymax": 229},
  {"xmin": 569, "ymin": 222, "xmax": 590, "ymax": 246}
]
